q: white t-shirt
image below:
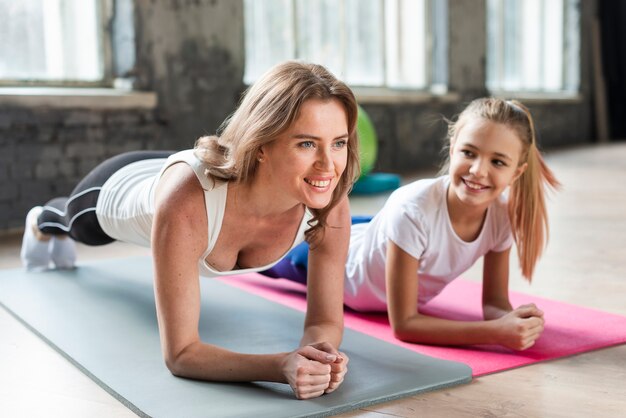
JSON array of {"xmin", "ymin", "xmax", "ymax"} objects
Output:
[{"xmin": 344, "ymin": 176, "xmax": 513, "ymax": 312}]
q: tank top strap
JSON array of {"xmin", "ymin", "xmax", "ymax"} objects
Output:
[{"xmin": 160, "ymin": 149, "xmax": 228, "ymax": 258}]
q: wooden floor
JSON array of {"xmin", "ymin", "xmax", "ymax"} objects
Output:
[{"xmin": 1, "ymin": 143, "xmax": 625, "ymax": 417}]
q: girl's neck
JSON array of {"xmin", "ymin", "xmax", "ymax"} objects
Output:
[{"xmin": 446, "ymin": 185, "xmax": 489, "ymax": 242}]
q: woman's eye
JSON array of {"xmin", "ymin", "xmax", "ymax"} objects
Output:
[
  {"xmin": 299, "ymin": 141, "xmax": 315, "ymax": 149},
  {"xmin": 333, "ymin": 140, "xmax": 347, "ymax": 149}
]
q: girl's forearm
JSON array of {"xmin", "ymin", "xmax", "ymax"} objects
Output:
[{"xmin": 392, "ymin": 314, "xmax": 500, "ymax": 346}]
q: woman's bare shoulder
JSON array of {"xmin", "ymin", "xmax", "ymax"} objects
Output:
[{"xmin": 155, "ymin": 163, "xmax": 208, "ymax": 233}]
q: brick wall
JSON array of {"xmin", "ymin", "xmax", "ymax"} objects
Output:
[{"xmin": 0, "ymin": 106, "xmax": 167, "ymax": 231}]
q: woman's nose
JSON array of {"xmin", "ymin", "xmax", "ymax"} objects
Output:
[{"xmin": 315, "ymin": 147, "xmax": 334, "ymax": 171}]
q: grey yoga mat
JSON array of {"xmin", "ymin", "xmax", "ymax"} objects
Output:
[{"xmin": 0, "ymin": 257, "xmax": 471, "ymax": 418}]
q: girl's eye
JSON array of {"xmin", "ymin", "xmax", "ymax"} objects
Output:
[
  {"xmin": 333, "ymin": 139, "xmax": 348, "ymax": 149},
  {"xmin": 492, "ymin": 159, "xmax": 506, "ymax": 167},
  {"xmin": 298, "ymin": 141, "xmax": 315, "ymax": 149},
  {"xmin": 461, "ymin": 150, "xmax": 474, "ymax": 158}
]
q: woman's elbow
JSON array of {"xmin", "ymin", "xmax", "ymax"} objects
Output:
[
  {"xmin": 164, "ymin": 352, "xmax": 183, "ymax": 376},
  {"xmin": 163, "ymin": 346, "xmax": 190, "ymax": 377}
]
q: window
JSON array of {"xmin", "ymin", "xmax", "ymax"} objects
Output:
[
  {"xmin": 486, "ymin": 0, "xmax": 580, "ymax": 93},
  {"xmin": 0, "ymin": 0, "xmax": 133, "ymax": 86},
  {"xmin": 244, "ymin": 0, "xmax": 447, "ymax": 91}
]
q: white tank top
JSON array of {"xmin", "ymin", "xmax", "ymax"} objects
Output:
[{"xmin": 96, "ymin": 149, "xmax": 313, "ymax": 277}]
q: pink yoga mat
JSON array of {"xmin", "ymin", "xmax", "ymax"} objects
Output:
[{"xmin": 217, "ymin": 273, "xmax": 626, "ymax": 376}]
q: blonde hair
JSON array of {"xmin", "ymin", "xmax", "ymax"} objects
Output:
[
  {"xmin": 444, "ymin": 98, "xmax": 560, "ymax": 280},
  {"xmin": 194, "ymin": 61, "xmax": 360, "ymax": 244}
]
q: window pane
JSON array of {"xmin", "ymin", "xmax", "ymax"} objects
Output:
[
  {"xmin": 243, "ymin": 0, "xmax": 294, "ymax": 84},
  {"xmin": 0, "ymin": 0, "xmax": 103, "ymax": 82},
  {"xmin": 344, "ymin": 0, "xmax": 384, "ymax": 86},
  {"xmin": 295, "ymin": 0, "xmax": 343, "ymax": 77},
  {"xmin": 487, "ymin": 0, "xmax": 579, "ymax": 93},
  {"xmin": 0, "ymin": 1, "xmax": 47, "ymax": 79},
  {"xmin": 385, "ymin": 0, "xmax": 427, "ymax": 88},
  {"xmin": 243, "ymin": 0, "xmax": 439, "ymax": 90}
]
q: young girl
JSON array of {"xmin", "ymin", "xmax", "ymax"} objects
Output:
[{"xmin": 266, "ymin": 97, "xmax": 559, "ymax": 351}]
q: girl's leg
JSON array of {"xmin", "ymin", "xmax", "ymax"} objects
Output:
[{"xmin": 261, "ymin": 215, "xmax": 374, "ymax": 284}]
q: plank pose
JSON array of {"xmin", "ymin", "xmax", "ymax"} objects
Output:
[{"xmin": 21, "ymin": 61, "xmax": 360, "ymax": 399}]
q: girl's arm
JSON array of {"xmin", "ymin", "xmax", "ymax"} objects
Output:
[
  {"xmin": 482, "ymin": 248, "xmax": 514, "ymax": 319},
  {"xmin": 302, "ymin": 195, "xmax": 351, "ymax": 393},
  {"xmin": 482, "ymin": 248, "xmax": 545, "ymax": 349},
  {"xmin": 385, "ymin": 240, "xmax": 544, "ymax": 350},
  {"xmin": 152, "ymin": 165, "xmax": 335, "ymax": 399}
]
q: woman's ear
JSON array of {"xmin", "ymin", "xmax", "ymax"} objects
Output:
[{"xmin": 257, "ymin": 147, "xmax": 266, "ymax": 163}]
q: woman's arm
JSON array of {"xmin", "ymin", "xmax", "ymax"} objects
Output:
[
  {"xmin": 385, "ymin": 241, "xmax": 543, "ymax": 350},
  {"xmin": 303, "ymin": 195, "xmax": 351, "ymax": 392},
  {"xmin": 152, "ymin": 165, "xmax": 335, "ymax": 399}
]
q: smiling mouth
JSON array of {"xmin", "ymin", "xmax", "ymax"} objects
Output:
[
  {"xmin": 305, "ymin": 178, "xmax": 332, "ymax": 188},
  {"xmin": 462, "ymin": 178, "xmax": 489, "ymax": 191}
]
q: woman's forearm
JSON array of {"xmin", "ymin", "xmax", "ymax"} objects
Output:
[
  {"xmin": 300, "ymin": 322, "xmax": 343, "ymax": 348},
  {"xmin": 166, "ymin": 341, "xmax": 288, "ymax": 383}
]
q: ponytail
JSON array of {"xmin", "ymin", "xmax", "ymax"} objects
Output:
[{"xmin": 507, "ymin": 101, "xmax": 560, "ymax": 281}]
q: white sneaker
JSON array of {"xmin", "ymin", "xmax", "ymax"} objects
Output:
[
  {"xmin": 20, "ymin": 206, "xmax": 51, "ymax": 271},
  {"xmin": 50, "ymin": 235, "xmax": 76, "ymax": 270}
]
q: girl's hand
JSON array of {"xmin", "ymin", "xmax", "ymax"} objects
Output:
[
  {"xmin": 282, "ymin": 344, "xmax": 336, "ymax": 399},
  {"xmin": 495, "ymin": 304, "xmax": 545, "ymax": 350}
]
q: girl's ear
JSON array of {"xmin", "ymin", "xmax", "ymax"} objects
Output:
[
  {"xmin": 511, "ymin": 162, "xmax": 528, "ymax": 184},
  {"xmin": 449, "ymin": 139, "xmax": 456, "ymax": 157}
]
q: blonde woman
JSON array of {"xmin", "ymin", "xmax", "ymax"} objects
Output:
[{"xmin": 20, "ymin": 61, "xmax": 360, "ymax": 399}]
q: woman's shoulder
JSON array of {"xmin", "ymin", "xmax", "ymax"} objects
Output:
[{"xmin": 157, "ymin": 163, "xmax": 210, "ymax": 214}]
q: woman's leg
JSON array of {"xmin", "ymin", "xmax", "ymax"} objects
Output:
[
  {"xmin": 21, "ymin": 150, "xmax": 174, "ymax": 269},
  {"xmin": 261, "ymin": 215, "xmax": 374, "ymax": 284},
  {"xmin": 37, "ymin": 150, "xmax": 174, "ymax": 245}
]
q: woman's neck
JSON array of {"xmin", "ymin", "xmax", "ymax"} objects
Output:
[{"xmin": 228, "ymin": 180, "xmax": 302, "ymax": 219}]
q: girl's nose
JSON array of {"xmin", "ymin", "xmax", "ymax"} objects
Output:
[{"xmin": 469, "ymin": 158, "xmax": 487, "ymax": 177}]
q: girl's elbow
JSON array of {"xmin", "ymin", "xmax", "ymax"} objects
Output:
[{"xmin": 390, "ymin": 320, "xmax": 412, "ymax": 342}]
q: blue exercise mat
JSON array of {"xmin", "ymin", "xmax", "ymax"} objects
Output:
[{"xmin": 0, "ymin": 257, "xmax": 471, "ymax": 418}]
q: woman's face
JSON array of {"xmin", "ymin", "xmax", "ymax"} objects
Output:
[
  {"xmin": 259, "ymin": 98, "xmax": 349, "ymax": 209},
  {"xmin": 448, "ymin": 117, "xmax": 527, "ymax": 211}
]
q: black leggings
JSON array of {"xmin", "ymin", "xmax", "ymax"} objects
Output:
[{"xmin": 37, "ymin": 150, "xmax": 174, "ymax": 246}]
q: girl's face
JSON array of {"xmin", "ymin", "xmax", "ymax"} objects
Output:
[
  {"xmin": 448, "ymin": 117, "xmax": 527, "ymax": 211},
  {"xmin": 258, "ymin": 98, "xmax": 349, "ymax": 209}
]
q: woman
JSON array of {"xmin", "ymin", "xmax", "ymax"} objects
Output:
[{"xmin": 20, "ymin": 61, "xmax": 361, "ymax": 399}]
